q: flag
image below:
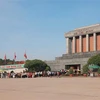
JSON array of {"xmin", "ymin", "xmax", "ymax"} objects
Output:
[
  {"xmin": 14, "ymin": 53, "xmax": 16, "ymax": 60},
  {"xmin": 24, "ymin": 52, "xmax": 27, "ymax": 59}
]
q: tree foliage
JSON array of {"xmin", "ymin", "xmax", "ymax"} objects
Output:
[
  {"xmin": 24, "ymin": 59, "xmax": 51, "ymax": 72},
  {"xmin": 98, "ymin": 68, "xmax": 100, "ymax": 74},
  {"xmin": 82, "ymin": 64, "xmax": 89, "ymax": 74},
  {"xmin": 87, "ymin": 54, "xmax": 100, "ymax": 66},
  {"xmin": 0, "ymin": 58, "xmax": 25, "ymax": 65},
  {"xmin": 0, "ymin": 58, "xmax": 14, "ymax": 65},
  {"xmin": 68, "ymin": 68, "xmax": 73, "ymax": 74}
]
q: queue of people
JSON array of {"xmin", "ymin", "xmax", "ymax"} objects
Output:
[{"xmin": 0, "ymin": 70, "xmax": 66, "ymax": 78}]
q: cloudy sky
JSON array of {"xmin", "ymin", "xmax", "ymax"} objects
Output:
[{"xmin": 0, "ymin": 0, "xmax": 100, "ymax": 61}]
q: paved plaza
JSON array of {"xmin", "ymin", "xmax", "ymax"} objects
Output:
[{"xmin": 0, "ymin": 77, "xmax": 100, "ymax": 100}]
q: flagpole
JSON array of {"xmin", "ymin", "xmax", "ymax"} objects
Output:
[
  {"xmin": 14, "ymin": 52, "xmax": 16, "ymax": 64},
  {"xmin": 24, "ymin": 57, "xmax": 26, "ymax": 62},
  {"xmin": 13, "ymin": 59, "xmax": 15, "ymax": 65},
  {"xmin": 4, "ymin": 54, "xmax": 6, "ymax": 65},
  {"xmin": 24, "ymin": 51, "xmax": 27, "ymax": 64},
  {"xmin": 5, "ymin": 59, "xmax": 6, "ymax": 65}
]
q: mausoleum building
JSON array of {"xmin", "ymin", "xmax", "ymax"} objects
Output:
[{"xmin": 45, "ymin": 24, "xmax": 100, "ymax": 71}]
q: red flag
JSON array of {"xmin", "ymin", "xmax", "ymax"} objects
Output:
[
  {"xmin": 24, "ymin": 52, "xmax": 27, "ymax": 59},
  {"xmin": 14, "ymin": 53, "xmax": 16, "ymax": 60},
  {"xmin": 4, "ymin": 54, "xmax": 6, "ymax": 61}
]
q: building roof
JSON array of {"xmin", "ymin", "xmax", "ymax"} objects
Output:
[{"xmin": 65, "ymin": 24, "xmax": 100, "ymax": 38}]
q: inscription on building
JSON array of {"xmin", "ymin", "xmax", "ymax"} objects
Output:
[
  {"xmin": 74, "ymin": 29, "xmax": 94, "ymax": 36},
  {"xmin": 65, "ymin": 24, "xmax": 100, "ymax": 37}
]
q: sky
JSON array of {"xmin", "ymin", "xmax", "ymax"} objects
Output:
[{"xmin": 0, "ymin": 0, "xmax": 100, "ymax": 61}]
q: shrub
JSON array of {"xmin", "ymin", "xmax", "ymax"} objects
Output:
[
  {"xmin": 98, "ymin": 68, "xmax": 100, "ymax": 74},
  {"xmin": 68, "ymin": 68, "xmax": 73, "ymax": 74},
  {"xmin": 87, "ymin": 54, "xmax": 100, "ymax": 66},
  {"xmin": 82, "ymin": 64, "xmax": 89, "ymax": 74}
]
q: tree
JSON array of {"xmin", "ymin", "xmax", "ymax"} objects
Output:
[
  {"xmin": 24, "ymin": 59, "xmax": 51, "ymax": 72},
  {"xmin": 98, "ymin": 68, "xmax": 100, "ymax": 74},
  {"xmin": 45, "ymin": 66, "xmax": 51, "ymax": 71},
  {"xmin": 68, "ymin": 68, "xmax": 73, "ymax": 75},
  {"xmin": 0, "ymin": 59, "xmax": 3, "ymax": 65},
  {"xmin": 87, "ymin": 54, "xmax": 100, "ymax": 66},
  {"xmin": 0, "ymin": 58, "xmax": 14, "ymax": 65},
  {"xmin": 0, "ymin": 58, "xmax": 25, "ymax": 65},
  {"xmin": 82, "ymin": 64, "xmax": 89, "ymax": 74}
]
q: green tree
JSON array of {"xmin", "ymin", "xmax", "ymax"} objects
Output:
[
  {"xmin": 87, "ymin": 54, "xmax": 100, "ymax": 66},
  {"xmin": 98, "ymin": 68, "xmax": 100, "ymax": 74},
  {"xmin": 82, "ymin": 64, "xmax": 89, "ymax": 74},
  {"xmin": 24, "ymin": 59, "xmax": 51, "ymax": 72},
  {"xmin": 0, "ymin": 59, "xmax": 3, "ymax": 65},
  {"xmin": 68, "ymin": 68, "xmax": 73, "ymax": 75},
  {"xmin": 45, "ymin": 66, "xmax": 51, "ymax": 71}
]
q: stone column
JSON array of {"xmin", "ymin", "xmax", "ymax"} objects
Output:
[
  {"xmin": 79, "ymin": 35, "xmax": 82, "ymax": 52},
  {"xmin": 93, "ymin": 33, "xmax": 96, "ymax": 51},
  {"xmin": 86, "ymin": 34, "xmax": 89, "ymax": 52},
  {"xmin": 73, "ymin": 36, "xmax": 75, "ymax": 53},
  {"xmin": 66, "ymin": 38, "xmax": 69, "ymax": 54}
]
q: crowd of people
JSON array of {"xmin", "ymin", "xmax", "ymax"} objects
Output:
[{"xmin": 0, "ymin": 70, "xmax": 66, "ymax": 78}]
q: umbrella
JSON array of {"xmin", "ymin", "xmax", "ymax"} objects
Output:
[{"xmin": 88, "ymin": 65, "xmax": 100, "ymax": 69}]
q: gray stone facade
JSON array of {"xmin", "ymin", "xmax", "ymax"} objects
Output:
[{"xmin": 45, "ymin": 51, "xmax": 100, "ymax": 71}]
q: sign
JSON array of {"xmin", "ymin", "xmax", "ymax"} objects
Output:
[
  {"xmin": 0, "ymin": 64, "xmax": 24, "ymax": 69},
  {"xmin": 74, "ymin": 29, "xmax": 93, "ymax": 36}
]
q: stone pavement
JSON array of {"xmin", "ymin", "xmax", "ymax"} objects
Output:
[{"xmin": 0, "ymin": 77, "xmax": 100, "ymax": 100}]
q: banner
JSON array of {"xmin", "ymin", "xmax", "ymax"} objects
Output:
[{"xmin": 0, "ymin": 64, "xmax": 24, "ymax": 69}]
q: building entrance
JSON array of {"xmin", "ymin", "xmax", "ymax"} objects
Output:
[{"xmin": 65, "ymin": 64, "xmax": 81, "ymax": 74}]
